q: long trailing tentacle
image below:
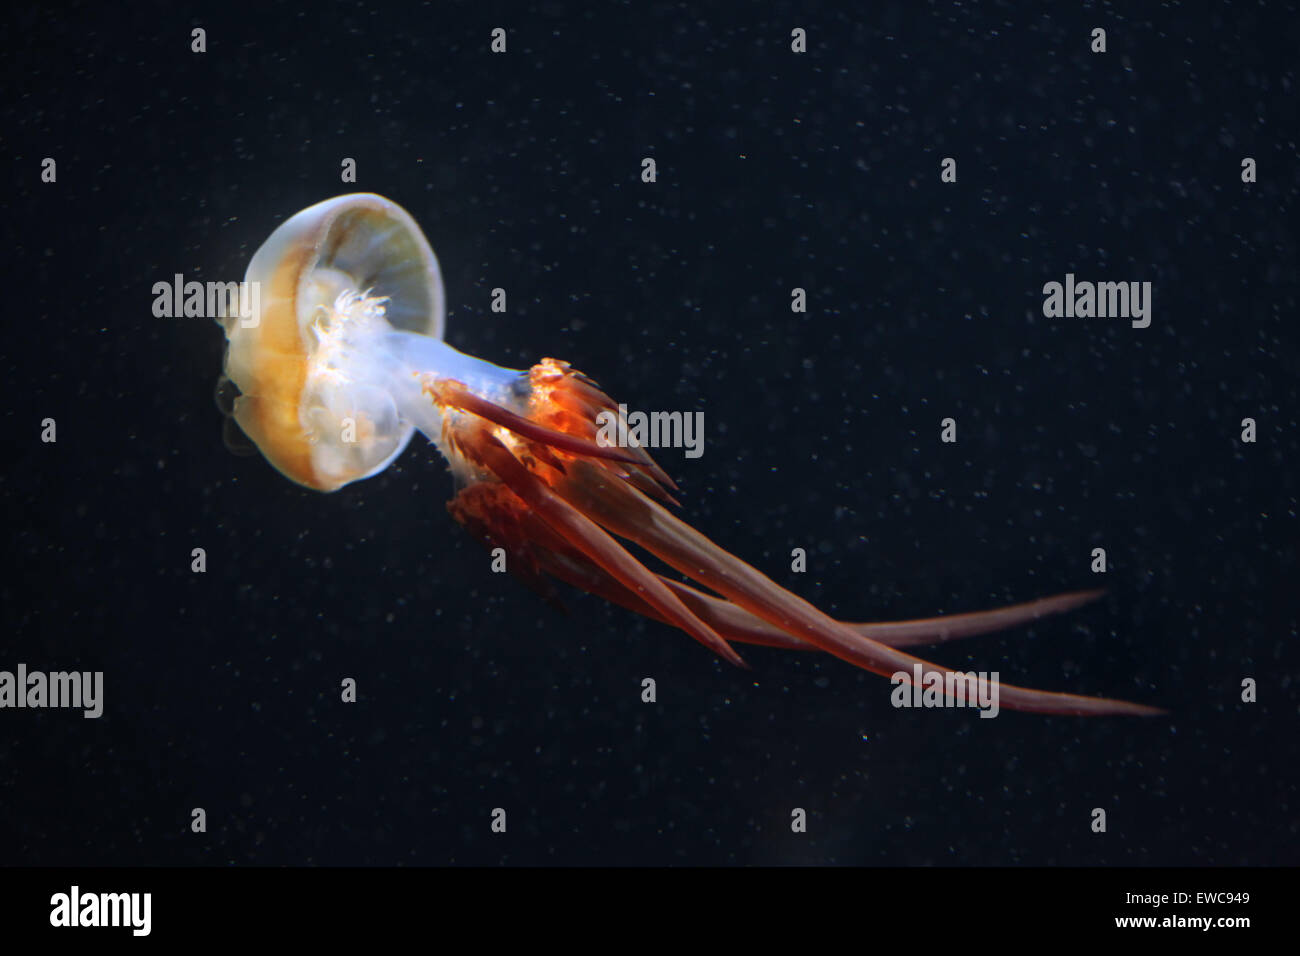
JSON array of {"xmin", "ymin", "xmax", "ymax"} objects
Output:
[
  {"xmin": 554, "ymin": 457, "xmax": 1161, "ymax": 715},
  {"xmin": 429, "ymin": 361, "xmax": 1163, "ymax": 717},
  {"xmin": 659, "ymin": 582, "xmax": 1108, "ymax": 651},
  {"xmin": 488, "ymin": 516, "xmax": 1106, "ymax": 654}
]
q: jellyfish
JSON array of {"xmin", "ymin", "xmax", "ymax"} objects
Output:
[{"xmin": 216, "ymin": 193, "xmax": 1161, "ymax": 717}]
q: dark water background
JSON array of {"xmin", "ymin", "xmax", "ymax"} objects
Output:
[{"xmin": 1, "ymin": 0, "xmax": 1296, "ymax": 865}]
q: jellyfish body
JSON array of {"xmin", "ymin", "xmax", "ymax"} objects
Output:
[
  {"xmin": 217, "ymin": 193, "xmax": 1162, "ymax": 717},
  {"xmin": 221, "ymin": 193, "xmax": 513, "ymax": 491}
]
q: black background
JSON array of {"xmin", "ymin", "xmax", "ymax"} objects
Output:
[{"xmin": 1, "ymin": 0, "xmax": 1295, "ymax": 866}]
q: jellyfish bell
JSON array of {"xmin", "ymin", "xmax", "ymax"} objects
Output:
[
  {"xmin": 217, "ymin": 192, "xmax": 516, "ymax": 491},
  {"xmin": 217, "ymin": 193, "xmax": 439, "ymax": 490}
]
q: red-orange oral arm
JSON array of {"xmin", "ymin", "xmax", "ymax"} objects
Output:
[
  {"xmin": 551, "ymin": 459, "xmax": 1162, "ymax": 716},
  {"xmin": 430, "ymin": 366, "xmax": 1163, "ymax": 717}
]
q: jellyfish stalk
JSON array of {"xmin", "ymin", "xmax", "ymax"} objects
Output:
[{"xmin": 217, "ymin": 193, "xmax": 1163, "ymax": 717}]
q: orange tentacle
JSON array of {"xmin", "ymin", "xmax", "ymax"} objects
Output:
[
  {"xmin": 424, "ymin": 377, "xmax": 647, "ymax": 467},
  {"xmin": 547, "ymin": 458, "xmax": 1161, "ymax": 715},
  {"xmin": 433, "ymin": 362, "xmax": 1163, "ymax": 717},
  {"xmin": 845, "ymin": 589, "xmax": 1108, "ymax": 648},
  {"xmin": 660, "ymin": 582, "xmax": 1110, "ymax": 651},
  {"xmin": 458, "ymin": 420, "xmax": 747, "ymax": 668}
]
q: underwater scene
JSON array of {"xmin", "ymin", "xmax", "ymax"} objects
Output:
[{"xmin": 1, "ymin": 1, "xmax": 1295, "ymax": 889}]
